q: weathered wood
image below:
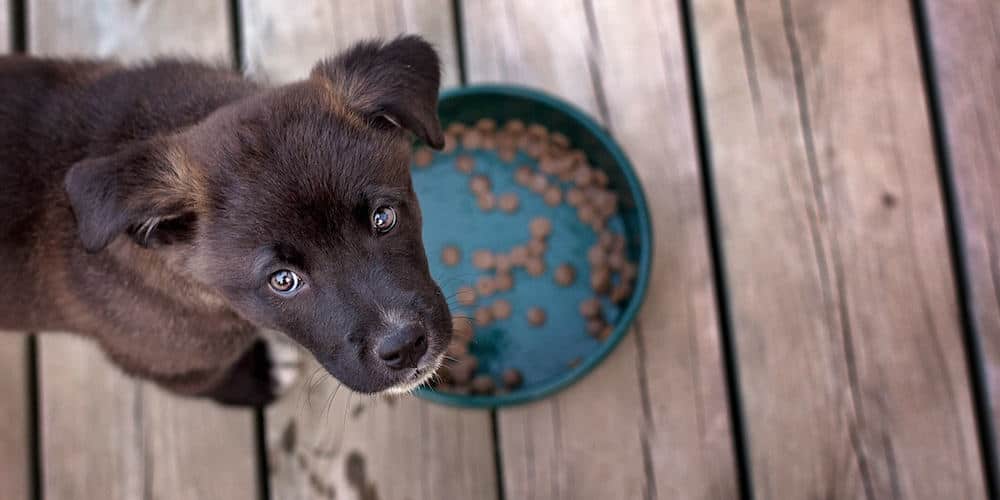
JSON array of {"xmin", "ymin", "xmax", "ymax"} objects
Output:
[
  {"xmin": 240, "ymin": 0, "xmax": 459, "ymax": 87},
  {"xmin": 29, "ymin": 2, "xmax": 258, "ymax": 498},
  {"xmin": 692, "ymin": 0, "xmax": 985, "ymax": 497},
  {"xmin": 239, "ymin": 2, "xmax": 498, "ymax": 498},
  {"xmin": 0, "ymin": 333, "xmax": 31, "ymax": 500},
  {"xmin": 0, "ymin": 5, "xmax": 34, "ymax": 499},
  {"xmin": 923, "ymin": 0, "xmax": 1000, "ymax": 480},
  {"xmin": 462, "ymin": 1, "xmax": 737, "ymax": 498}
]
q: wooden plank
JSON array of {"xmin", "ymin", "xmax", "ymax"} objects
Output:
[
  {"xmin": 239, "ymin": 2, "xmax": 499, "ymax": 499},
  {"xmin": 0, "ymin": 333, "xmax": 31, "ymax": 500},
  {"xmin": 461, "ymin": 1, "xmax": 737, "ymax": 498},
  {"xmin": 692, "ymin": 0, "xmax": 986, "ymax": 497},
  {"xmin": 923, "ymin": 0, "xmax": 1000, "ymax": 481},
  {"xmin": 0, "ymin": 5, "xmax": 33, "ymax": 500},
  {"xmin": 28, "ymin": 2, "xmax": 259, "ymax": 499}
]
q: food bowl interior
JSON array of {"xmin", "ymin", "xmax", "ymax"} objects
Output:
[{"xmin": 413, "ymin": 86, "xmax": 651, "ymax": 407}]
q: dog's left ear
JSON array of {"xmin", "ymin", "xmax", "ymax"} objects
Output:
[
  {"xmin": 64, "ymin": 137, "xmax": 203, "ymax": 253},
  {"xmin": 311, "ymin": 35, "xmax": 444, "ymax": 149}
]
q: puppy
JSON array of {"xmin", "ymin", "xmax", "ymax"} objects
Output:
[{"xmin": 0, "ymin": 36, "xmax": 452, "ymax": 406}]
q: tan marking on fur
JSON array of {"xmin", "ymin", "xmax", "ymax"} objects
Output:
[
  {"xmin": 308, "ymin": 76, "xmax": 373, "ymax": 131},
  {"xmin": 159, "ymin": 143, "xmax": 209, "ymax": 211}
]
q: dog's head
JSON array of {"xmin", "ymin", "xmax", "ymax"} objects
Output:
[{"xmin": 63, "ymin": 36, "xmax": 452, "ymax": 394}]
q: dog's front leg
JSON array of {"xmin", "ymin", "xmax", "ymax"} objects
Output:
[{"xmin": 202, "ymin": 332, "xmax": 302, "ymax": 407}]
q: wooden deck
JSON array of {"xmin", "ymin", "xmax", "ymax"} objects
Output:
[{"xmin": 1, "ymin": 1, "xmax": 998, "ymax": 498}]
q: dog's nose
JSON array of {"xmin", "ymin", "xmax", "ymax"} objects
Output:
[{"xmin": 377, "ymin": 325, "xmax": 428, "ymax": 370}]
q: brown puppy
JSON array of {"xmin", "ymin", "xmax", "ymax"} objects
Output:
[{"xmin": 0, "ymin": 36, "xmax": 452, "ymax": 406}]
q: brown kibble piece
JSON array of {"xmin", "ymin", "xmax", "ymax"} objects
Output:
[
  {"xmin": 476, "ymin": 276, "xmax": 496, "ymax": 297},
  {"xmin": 598, "ymin": 231, "xmax": 616, "ymax": 250},
  {"xmin": 499, "ymin": 193, "xmax": 520, "ymax": 213},
  {"xmin": 515, "ymin": 166, "xmax": 534, "ymax": 186},
  {"xmin": 495, "ymin": 272, "xmax": 514, "ymax": 292},
  {"xmin": 543, "ymin": 186, "xmax": 563, "ymax": 206},
  {"xmin": 593, "ymin": 169, "xmax": 609, "ymax": 187},
  {"xmin": 527, "ymin": 239, "xmax": 546, "ymax": 258},
  {"xmin": 451, "ymin": 355, "xmax": 478, "ymax": 384},
  {"xmin": 456, "ymin": 155, "xmax": 475, "ymax": 173},
  {"xmin": 591, "ymin": 267, "xmax": 612, "ymax": 294},
  {"xmin": 610, "ymin": 283, "xmax": 632, "ymax": 304},
  {"xmin": 597, "ymin": 325, "xmax": 613, "ymax": 341},
  {"xmin": 526, "ymin": 307, "xmax": 547, "ymax": 326},
  {"xmin": 481, "ymin": 134, "xmax": 497, "ymax": 150},
  {"xmin": 457, "ymin": 286, "xmax": 477, "ymax": 306},
  {"xmin": 472, "ymin": 250, "xmax": 495, "ymax": 270},
  {"xmin": 566, "ymin": 188, "xmax": 584, "ymax": 207},
  {"xmin": 470, "ymin": 175, "xmax": 491, "ymax": 195},
  {"xmin": 413, "ymin": 147, "xmax": 434, "ymax": 167},
  {"xmin": 462, "ymin": 129, "xmax": 484, "ymax": 149},
  {"xmin": 452, "ymin": 318, "xmax": 474, "ymax": 342},
  {"xmin": 525, "ymin": 258, "xmax": 546, "ymax": 277},
  {"xmin": 554, "ymin": 264, "xmax": 576, "ymax": 286},
  {"xmin": 441, "ymin": 245, "xmax": 461, "ymax": 266},
  {"xmin": 502, "ymin": 368, "xmax": 523, "ymax": 389},
  {"xmin": 499, "ymin": 147, "xmax": 517, "ymax": 162},
  {"xmin": 527, "ymin": 123, "xmax": 548, "ymax": 137},
  {"xmin": 447, "ymin": 340, "xmax": 468, "ymax": 358},
  {"xmin": 588, "ymin": 245, "xmax": 606, "ymax": 266},
  {"xmin": 530, "ymin": 173, "xmax": 549, "ymax": 194},
  {"xmin": 478, "ymin": 193, "xmax": 497, "ymax": 211},
  {"xmin": 470, "ymin": 374, "xmax": 496, "ymax": 395},
  {"xmin": 579, "ymin": 298, "xmax": 602, "ymax": 318},
  {"xmin": 577, "ymin": 204, "xmax": 597, "ymax": 224},
  {"xmin": 530, "ymin": 217, "xmax": 553, "ymax": 239},
  {"xmin": 621, "ymin": 261, "xmax": 638, "ymax": 282},
  {"xmin": 505, "ymin": 119, "xmax": 526, "ymax": 133},
  {"xmin": 509, "ymin": 245, "xmax": 528, "ymax": 265},
  {"xmin": 491, "ymin": 299, "xmax": 512, "ymax": 320},
  {"xmin": 586, "ymin": 318, "xmax": 606, "ymax": 338},
  {"xmin": 550, "ymin": 132, "xmax": 570, "ymax": 149},
  {"xmin": 442, "ymin": 133, "xmax": 458, "ymax": 153},
  {"xmin": 475, "ymin": 118, "xmax": 497, "ymax": 132},
  {"xmin": 573, "ymin": 166, "xmax": 594, "ymax": 187},
  {"xmin": 607, "ymin": 251, "xmax": 626, "ymax": 271},
  {"xmin": 475, "ymin": 306, "xmax": 494, "ymax": 326},
  {"xmin": 446, "ymin": 122, "xmax": 467, "ymax": 135}
]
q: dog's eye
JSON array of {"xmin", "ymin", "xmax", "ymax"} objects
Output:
[
  {"xmin": 372, "ymin": 206, "xmax": 397, "ymax": 233},
  {"xmin": 268, "ymin": 270, "xmax": 302, "ymax": 295}
]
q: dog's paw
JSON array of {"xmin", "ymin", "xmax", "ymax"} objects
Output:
[{"xmin": 206, "ymin": 334, "xmax": 303, "ymax": 407}]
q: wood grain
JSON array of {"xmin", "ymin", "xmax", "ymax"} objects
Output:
[
  {"xmin": 462, "ymin": 1, "xmax": 737, "ymax": 498},
  {"xmin": 0, "ymin": 5, "xmax": 33, "ymax": 499},
  {"xmin": 923, "ymin": 0, "xmax": 1000, "ymax": 480},
  {"xmin": 239, "ymin": 2, "xmax": 498, "ymax": 498},
  {"xmin": 692, "ymin": 0, "xmax": 985, "ymax": 497},
  {"xmin": 29, "ymin": 2, "xmax": 259, "ymax": 499}
]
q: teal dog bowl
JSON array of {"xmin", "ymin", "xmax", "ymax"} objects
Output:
[{"xmin": 413, "ymin": 85, "xmax": 652, "ymax": 407}]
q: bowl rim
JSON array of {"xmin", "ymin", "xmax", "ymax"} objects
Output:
[{"xmin": 415, "ymin": 84, "xmax": 654, "ymax": 408}]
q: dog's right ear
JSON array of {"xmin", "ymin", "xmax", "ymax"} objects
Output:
[{"xmin": 64, "ymin": 138, "xmax": 204, "ymax": 253}]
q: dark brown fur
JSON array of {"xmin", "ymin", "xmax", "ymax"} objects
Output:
[{"xmin": 0, "ymin": 36, "xmax": 451, "ymax": 406}]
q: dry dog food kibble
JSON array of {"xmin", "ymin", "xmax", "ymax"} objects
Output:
[
  {"xmin": 455, "ymin": 155, "xmax": 475, "ymax": 173},
  {"xmin": 530, "ymin": 217, "xmax": 552, "ymax": 239},
  {"xmin": 472, "ymin": 250, "xmax": 495, "ymax": 270},
  {"xmin": 586, "ymin": 318, "xmax": 606, "ymax": 338},
  {"xmin": 470, "ymin": 374, "xmax": 496, "ymax": 395},
  {"xmin": 475, "ymin": 306, "xmax": 494, "ymax": 326},
  {"xmin": 527, "ymin": 307, "xmax": 547, "ymax": 326},
  {"xmin": 554, "ymin": 264, "xmax": 576, "ymax": 286},
  {"xmin": 476, "ymin": 276, "xmax": 496, "ymax": 297},
  {"xmin": 525, "ymin": 258, "xmax": 546, "ymax": 277},
  {"xmin": 477, "ymin": 192, "xmax": 497, "ymax": 211},
  {"xmin": 469, "ymin": 175, "xmax": 491, "ymax": 195},
  {"xmin": 502, "ymin": 368, "xmax": 523, "ymax": 389},
  {"xmin": 413, "ymin": 147, "xmax": 434, "ymax": 167},
  {"xmin": 579, "ymin": 298, "xmax": 602, "ymax": 319},
  {"xmin": 495, "ymin": 272, "xmax": 514, "ymax": 292},
  {"xmin": 457, "ymin": 286, "xmax": 477, "ymax": 306},
  {"xmin": 441, "ymin": 245, "xmax": 461, "ymax": 266},
  {"xmin": 498, "ymin": 193, "xmax": 520, "ymax": 213},
  {"xmin": 491, "ymin": 299, "xmax": 512, "ymax": 320},
  {"xmin": 590, "ymin": 267, "xmax": 611, "ymax": 294},
  {"xmin": 543, "ymin": 186, "xmax": 562, "ymax": 206}
]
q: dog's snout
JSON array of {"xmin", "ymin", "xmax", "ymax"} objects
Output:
[{"xmin": 377, "ymin": 324, "xmax": 428, "ymax": 370}]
